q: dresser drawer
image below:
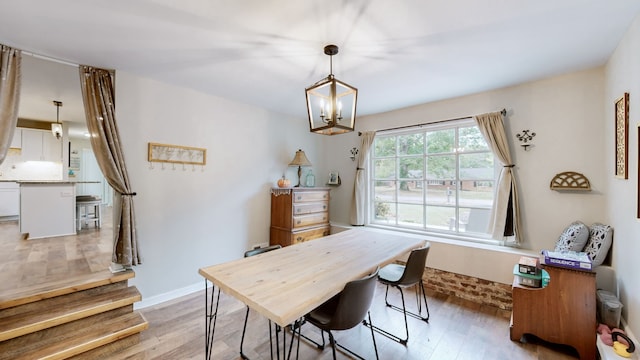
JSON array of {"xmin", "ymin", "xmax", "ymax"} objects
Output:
[
  {"xmin": 293, "ymin": 212, "xmax": 328, "ymax": 228},
  {"xmin": 292, "ymin": 226, "xmax": 330, "ymax": 244},
  {"xmin": 293, "ymin": 202, "xmax": 328, "ymax": 215},
  {"xmin": 293, "ymin": 191, "xmax": 329, "ymax": 203}
]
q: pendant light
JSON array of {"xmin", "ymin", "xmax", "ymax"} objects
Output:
[
  {"xmin": 305, "ymin": 45, "xmax": 357, "ymax": 135},
  {"xmin": 51, "ymin": 100, "xmax": 63, "ymax": 139}
]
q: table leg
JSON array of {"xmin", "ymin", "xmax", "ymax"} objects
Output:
[
  {"xmin": 271, "ymin": 321, "xmax": 300, "ymax": 360},
  {"xmin": 204, "ymin": 279, "xmax": 221, "ymax": 360}
]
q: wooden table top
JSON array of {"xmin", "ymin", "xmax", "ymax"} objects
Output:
[{"xmin": 199, "ymin": 228, "xmax": 426, "ymax": 327}]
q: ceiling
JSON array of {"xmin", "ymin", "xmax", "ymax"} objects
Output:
[{"xmin": 1, "ymin": 0, "xmax": 640, "ymax": 135}]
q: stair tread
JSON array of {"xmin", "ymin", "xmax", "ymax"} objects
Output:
[
  {"xmin": 0, "ymin": 311, "xmax": 148, "ymax": 360},
  {"xmin": 0, "ymin": 286, "xmax": 141, "ymax": 341},
  {"xmin": 0, "ymin": 269, "xmax": 135, "ymax": 310}
]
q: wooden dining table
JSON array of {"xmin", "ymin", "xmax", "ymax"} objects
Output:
[{"xmin": 198, "ymin": 228, "xmax": 426, "ymax": 359}]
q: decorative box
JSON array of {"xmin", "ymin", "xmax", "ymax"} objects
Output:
[
  {"xmin": 513, "ymin": 264, "xmax": 550, "ymax": 288},
  {"xmin": 518, "ymin": 256, "xmax": 540, "ymax": 275}
]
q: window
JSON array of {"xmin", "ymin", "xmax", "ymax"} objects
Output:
[{"xmin": 370, "ymin": 119, "xmax": 496, "ymax": 240}]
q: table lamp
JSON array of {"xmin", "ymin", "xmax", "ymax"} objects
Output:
[{"xmin": 288, "ymin": 149, "xmax": 312, "ymax": 187}]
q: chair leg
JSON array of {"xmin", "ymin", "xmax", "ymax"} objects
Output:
[
  {"xmin": 328, "ymin": 331, "xmax": 337, "ymax": 360},
  {"xmin": 300, "ymin": 322, "xmax": 370, "ymax": 360},
  {"xmin": 416, "ymin": 280, "xmax": 430, "ymax": 322},
  {"xmin": 387, "ymin": 283, "xmax": 429, "ymax": 322},
  {"xmin": 365, "ymin": 282, "xmax": 429, "ymax": 345},
  {"xmin": 367, "ymin": 311, "xmax": 380, "ymax": 360}
]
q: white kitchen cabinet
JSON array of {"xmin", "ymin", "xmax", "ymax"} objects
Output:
[
  {"xmin": 42, "ymin": 131, "xmax": 62, "ymax": 162},
  {"xmin": 9, "ymin": 128, "xmax": 21, "ymax": 149},
  {"xmin": 20, "ymin": 128, "xmax": 62, "ymax": 162},
  {"xmin": 0, "ymin": 182, "xmax": 20, "ymax": 218}
]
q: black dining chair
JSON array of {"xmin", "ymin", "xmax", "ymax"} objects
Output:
[
  {"xmin": 364, "ymin": 244, "xmax": 430, "ymax": 345},
  {"xmin": 240, "ymin": 244, "xmax": 282, "ymax": 360},
  {"xmin": 297, "ymin": 268, "xmax": 380, "ymax": 360}
]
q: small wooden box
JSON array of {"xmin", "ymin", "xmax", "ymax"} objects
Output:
[{"xmin": 518, "ymin": 256, "xmax": 540, "ymax": 275}]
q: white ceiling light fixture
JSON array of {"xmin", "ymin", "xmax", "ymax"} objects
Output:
[
  {"xmin": 51, "ymin": 100, "xmax": 63, "ymax": 139},
  {"xmin": 305, "ymin": 44, "xmax": 357, "ymax": 135}
]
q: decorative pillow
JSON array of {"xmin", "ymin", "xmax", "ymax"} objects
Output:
[
  {"xmin": 554, "ymin": 221, "xmax": 590, "ymax": 252},
  {"xmin": 583, "ymin": 223, "xmax": 613, "ymax": 267}
]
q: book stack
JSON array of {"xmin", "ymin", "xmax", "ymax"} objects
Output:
[
  {"xmin": 541, "ymin": 250, "xmax": 592, "ymax": 271},
  {"xmin": 513, "ymin": 256, "xmax": 549, "ymax": 288}
]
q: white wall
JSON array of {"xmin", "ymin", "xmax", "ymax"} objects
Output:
[
  {"xmin": 323, "ymin": 68, "xmax": 607, "ymax": 284},
  {"xmin": 115, "ymin": 71, "xmax": 322, "ymax": 300},
  {"xmin": 604, "ymin": 13, "xmax": 640, "ymax": 338}
]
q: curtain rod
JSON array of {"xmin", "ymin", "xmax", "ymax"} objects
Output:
[
  {"xmin": 359, "ymin": 108, "xmax": 506, "ymax": 136},
  {"xmin": 21, "ymin": 50, "xmax": 79, "ymax": 68}
]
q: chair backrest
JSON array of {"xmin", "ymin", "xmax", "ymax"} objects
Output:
[
  {"xmin": 397, "ymin": 243, "xmax": 430, "ymax": 286},
  {"xmin": 328, "ymin": 268, "xmax": 379, "ymax": 331},
  {"xmin": 244, "ymin": 244, "xmax": 281, "ymax": 258}
]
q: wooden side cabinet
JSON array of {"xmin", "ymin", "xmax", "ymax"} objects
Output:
[
  {"xmin": 269, "ymin": 187, "xmax": 330, "ymax": 247},
  {"xmin": 510, "ymin": 265, "xmax": 596, "ymax": 360}
]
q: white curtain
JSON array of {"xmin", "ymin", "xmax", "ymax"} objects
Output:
[
  {"xmin": 474, "ymin": 111, "xmax": 522, "ymax": 245},
  {"xmin": 349, "ymin": 131, "xmax": 376, "ymax": 225},
  {"xmin": 0, "ymin": 44, "xmax": 21, "ymax": 165}
]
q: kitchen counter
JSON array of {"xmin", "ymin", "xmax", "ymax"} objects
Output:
[
  {"xmin": 14, "ymin": 180, "xmax": 100, "ymax": 184},
  {"xmin": 0, "ymin": 180, "xmax": 100, "ymax": 183},
  {"xmin": 19, "ymin": 182, "xmax": 76, "ymax": 239}
]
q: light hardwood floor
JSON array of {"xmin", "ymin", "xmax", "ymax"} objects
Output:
[{"xmin": 0, "ymin": 214, "xmax": 581, "ymax": 359}]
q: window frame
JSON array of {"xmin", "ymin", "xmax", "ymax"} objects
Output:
[{"xmin": 367, "ymin": 118, "xmax": 500, "ymax": 245}]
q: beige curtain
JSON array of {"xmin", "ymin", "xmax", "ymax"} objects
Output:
[
  {"xmin": 79, "ymin": 65, "xmax": 141, "ymax": 266},
  {"xmin": 474, "ymin": 111, "xmax": 522, "ymax": 245},
  {"xmin": 0, "ymin": 45, "xmax": 21, "ymax": 165},
  {"xmin": 350, "ymin": 131, "xmax": 376, "ymax": 225}
]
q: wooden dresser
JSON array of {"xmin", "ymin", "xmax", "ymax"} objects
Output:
[
  {"xmin": 510, "ymin": 265, "xmax": 596, "ymax": 360},
  {"xmin": 269, "ymin": 187, "xmax": 330, "ymax": 247}
]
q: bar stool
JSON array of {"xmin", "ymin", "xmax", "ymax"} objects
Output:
[{"xmin": 76, "ymin": 195, "xmax": 102, "ymax": 231}]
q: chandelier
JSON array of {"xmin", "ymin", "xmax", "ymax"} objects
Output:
[{"xmin": 305, "ymin": 45, "xmax": 357, "ymax": 135}]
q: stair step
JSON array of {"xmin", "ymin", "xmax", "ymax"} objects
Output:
[
  {"xmin": 0, "ymin": 269, "xmax": 135, "ymax": 310},
  {"xmin": 0, "ymin": 311, "xmax": 148, "ymax": 360},
  {"xmin": 0, "ymin": 285, "xmax": 142, "ymax": 342}
]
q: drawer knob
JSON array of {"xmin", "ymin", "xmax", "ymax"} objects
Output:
[
  {"xmin": 323, "ymin": 205, "xmax": 327, "ymax": 209},
  {"xmin": 297, "ymin": 220, "xmax": 301, "ymax": 224}
]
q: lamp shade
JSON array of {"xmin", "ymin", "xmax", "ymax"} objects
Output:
[
  {"xmin": 51, "ymin": 100, "xmax": 63, "ymax": 139},
  {"xmin": 288, "ymin": 149, "xmax": 312, "ymax": 167},
  {"xmin": 51, "ymin": 123, "xmax": 62, "ymax": 139}
]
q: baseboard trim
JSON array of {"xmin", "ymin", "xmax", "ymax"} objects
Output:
[{"xmin": 134, "ymin": 281, "xmax": 210, "ymax": 310}]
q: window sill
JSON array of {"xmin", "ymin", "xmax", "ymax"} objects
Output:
[{"xmin": 330, "ymin": 222, "xmax": 537, "ymax": 257}]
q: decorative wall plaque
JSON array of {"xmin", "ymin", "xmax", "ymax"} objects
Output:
[
  {"xmin": 615, "ymin": 93, "xmax": 629, "ymax": 179},
  {"xmin": 147, "ymin": 142, "xmax": 206, "ymax": 165},
  {"xmin": 549, "ymin": 171, "xmax": 591, "ymax": 191}
]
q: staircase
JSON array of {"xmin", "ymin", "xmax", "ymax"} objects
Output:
[{"xmin": 0, "ymin": 270, "xmax": 148, "ymax": 359}]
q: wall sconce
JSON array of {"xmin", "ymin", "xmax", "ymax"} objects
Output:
[
  {"xmin": 349, "ymin": 147, "xmax": 358, "ymax": 161},
  {"xmin": 516, "ymin": 130, "xmax": 536, "ymax": 150}
]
